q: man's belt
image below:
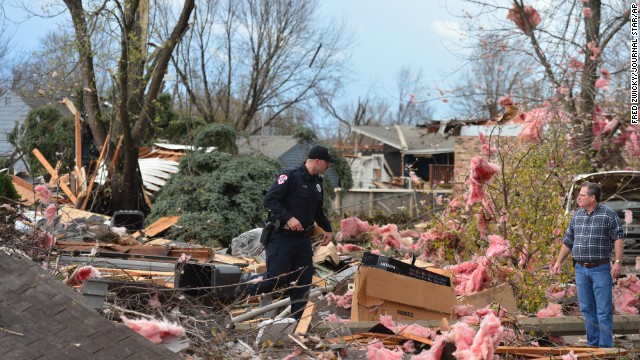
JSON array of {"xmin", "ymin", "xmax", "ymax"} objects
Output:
[
  {"xmin": 278, "ymin": 225, "xmax": 315, "ymax": 239},
  {"xmin": 575, "ymin": 259, "xmax": 609, "ymax": 268}
]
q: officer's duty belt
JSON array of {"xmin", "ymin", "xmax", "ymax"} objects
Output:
[{"xmin": 278, "ymin": 226, "xmax": 314, "ymax": 239}]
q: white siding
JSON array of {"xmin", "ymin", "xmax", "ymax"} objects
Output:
[{"xmin": 0, "ymin": 92, "xmax": 30, "ymax": 172}]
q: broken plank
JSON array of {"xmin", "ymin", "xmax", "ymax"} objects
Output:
[
  {"xmin": 32, "ymin": 148, "xmax": 77, "ymax": 203},
  {"xmin": 294, "ymin": 301, "xmax": 315, "ymax": 334},
  {"xmin": 10, "ymin": 175, "xmax": 35, "ymax": 205},
  {"xmin": 94, "ymin": 268, "xmax": 175, "ymax": 277},
  {"xmin": 527, "ymin": 348, "xmax": 626, "ymax": 360},
  {"xmin": 133, "ymin": 216, "xmax": 180, "ymax": 239},
  {"xmin": 167, "ymin": 248, "xmax": 212, "ymax": 263},
  {"xmin": 496, "ymin": 346, "xmax": 619, "ymax": 355},
  {"xmin": 81, "ymin": 133, "xmax": 110, "ymax": 210},
  {"xmin": 57, "ymin": 205, "xmax": 110, "ymax": 223},
  {"xmin": 210, "ymin": 253, "xmax": 249, "ymax": 266}
]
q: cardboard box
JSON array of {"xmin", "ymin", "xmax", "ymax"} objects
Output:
[
  {"xmin": 458, "ymin": 283, "xmax": 519, "ymax": 314},
  {"xmin": 361, "ymin": 252, "xmax": 451, "ymax": 286},
  {"xmin": 351, "ymin": 265, "xmax": 456, "ymax": 322}
]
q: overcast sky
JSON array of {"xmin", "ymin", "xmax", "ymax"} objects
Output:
[
  {"xmin": 3, "ymin": 0, "xmax": 472, "ymax": 119},
  {"xmin": 319, "ymin": 0, "xmax": 471, "ymax": 119}
]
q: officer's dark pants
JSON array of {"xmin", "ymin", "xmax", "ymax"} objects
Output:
[{"xmin": 248, "ymin": 232, "xmax": 313, "ymax": 321}]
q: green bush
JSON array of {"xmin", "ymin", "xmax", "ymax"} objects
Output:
[
  {"xmin": 14, "ymin": 106, "xmax": 74, "ymax": 175},
  {"xmin": 148, "ymin": 151, "xmax": 282, "ymax": 246},
  {"xmin": 194, "ymin": 123, "xmax": 238, "ymax": 154},
  {"xmin": 0, "ymin": 173, "xmax": 20, "ymax": 201}
]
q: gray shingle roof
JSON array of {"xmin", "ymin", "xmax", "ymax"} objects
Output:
[
  {"xmin": 351, "ymin": 125, "xmax": 455, "ymax": 155},
  {"xmin": 236, "ymin": 136, "xmax": 299, "ymax": 158},
  {"xmin": 0, "ymin": 251, "xmax": 180, "ymax": 360}
]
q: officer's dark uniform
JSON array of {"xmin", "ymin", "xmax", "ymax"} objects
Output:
[{"xmin": 250, "ymin": 162, "xmax": 332, "ymax": 320}]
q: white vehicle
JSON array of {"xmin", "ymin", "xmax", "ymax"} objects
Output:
[{"xmin": 565, "ymin": 171, "xmax": 640, "ymax": 253}]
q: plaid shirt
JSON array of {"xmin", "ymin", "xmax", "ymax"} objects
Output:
[{"xmin": 563, "ymin": 203, "xmax": 624, "ymax": 262}]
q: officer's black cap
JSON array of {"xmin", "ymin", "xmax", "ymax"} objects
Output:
[{"xmin": 308, "ymin": 145, "xmax": 335, "ymax": 163}]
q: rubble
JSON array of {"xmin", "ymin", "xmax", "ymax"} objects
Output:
[{"xmin": 3, "ymin": 151, "xmax": 640, "ymax": 359}]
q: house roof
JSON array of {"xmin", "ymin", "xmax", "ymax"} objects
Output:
[
  {"xmin": 0, "ymin": 251, "xmax": 179, "ymax": 359},
  {"xmin": 236, "ymin": 136, "xmax": 299, "ymax": 158},
  {"xmin": 14, "ymin": 91, "xmax": 75, "ymax": 117},
  {"xmin": 351, "ymin": 125, "xmax": 455, "ymax": 155}
]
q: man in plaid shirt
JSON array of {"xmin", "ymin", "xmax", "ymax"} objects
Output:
[{"xmin": 551, "ymin": 181, "xmax": 624, "ymax": 348}]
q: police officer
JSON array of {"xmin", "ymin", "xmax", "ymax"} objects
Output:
[{"xmin": 250, "ymin": 145, "xmax": 334, "ymax": 321}]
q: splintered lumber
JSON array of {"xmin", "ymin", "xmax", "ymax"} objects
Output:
[
  {"xmin": 167, "ymin": 247, "xmax": 212, "ymax": 263},
  {"xmin": 94, "ymin": 268, "xmax": 175, "ymax": 277},
  {"xmin": 209, "ymin": 252, "xmax": 249, "ymax": 266},
  {"xmin": 33, "ymin": 148, "xmax": 77, "ymax": 203},
  {"xmin": 294, "ymin": 301, "xmax": 315, "ymax": 334},
  {"xmin": 10, "ymin": 175, "xmax": 35, "ymax": 205},
  {"xmin": 81, "ymin": 133, "xmax": 110, "ymax": 210},
  {"xmin": 75, "ymin": 110, "xmax": 81, "ymax": 171},
  {"xmin": 108, "ymin": 135, "xmax": 124, "ymax": 174},
  {"xmin": 496, "ymin": 346, "xmax": 627, "ymax": 359},
  {"xmin": 232, "ymin": 286, "xmax": 333, "ymax": 324},
  {"xmin": 57, "ymin": 205, "xmax": 110, "ymax": 223},
  {"xmin": 133, "ymin": 216, "xmax": 180, "ymax": 239}
]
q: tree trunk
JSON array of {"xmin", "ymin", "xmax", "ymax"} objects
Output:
[{"xmin": 63, "ymin": 0, "xmax": 107, "ymax": 150}]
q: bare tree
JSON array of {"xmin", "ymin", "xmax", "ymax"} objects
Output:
[
  {"xmin": 0, "ymin": 8, "xmax": 12, "ymax": 91},
  {"xmin": 461, "ymin": 0, "xmax": 630, "ymax": 167},
  {"xmin": 451, "ymin": 36, "xmax": 538, "ymax": 120},
  {"xmin": 393, "ymin": 66, "xmax": 434, "ymax": 125},
  {"xmin": 170, "ymin": 0, "xmax": 349, "ymax": 135},
  {"xmin": 63, "ymin": 0, "xmax": 195, "ymax": 212}
]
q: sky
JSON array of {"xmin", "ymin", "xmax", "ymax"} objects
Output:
[
  {"xmin": 318, "ymin": 0, "xmax": 471, "ymax": 119},
  {"xmin": 2, "ymin": 0, "xmax": 472, "ymax": 119}
]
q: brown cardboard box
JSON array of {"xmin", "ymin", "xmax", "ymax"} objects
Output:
[
  {"xmin": 458, "ymin": 283, "xmax": 519, "ymax": 314},
  {"xmin": 351, "ymin": 265, "xmax": 456, "ymax": 322}
]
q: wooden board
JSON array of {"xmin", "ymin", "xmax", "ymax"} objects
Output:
[
  {"xmin": 32, "ymin": 148, "xmax": 77, "ymax": 203},
  {"xmin": 57, "ymin": 205, "xmax": 110, "ymax": 223},
  {"xmin": 294, "ymin": 301, "xmax": 315, "ymax": 334},
  {"xmin": 168, "ymin": 247, "xmax": 212, "ymax": 263},
  {"xmin": 10, "ymin": 175, "xmax": 35, "ymax": 205},
  {"xmin": 132, "ymin": 216, "xmax": 180, "ymax": 239}
]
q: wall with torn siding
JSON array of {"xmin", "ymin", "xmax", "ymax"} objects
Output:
[{"xmin": 0, "ymin": 91, "xmax": 28, "ymax": 172}]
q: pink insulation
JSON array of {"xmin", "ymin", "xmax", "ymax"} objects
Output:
[
  {"xmin": 613, "ymin": 287, "xmax": 639, "ymax": 315},
  {"xmin": 379, "ymin": 315, "xmax": 436, "ymax": 340},
  {"xmin": 411, "ymin": 336, "xmax": 446, "ymax": 360},
  {"xmin": 337, "ymin": 243, "xmax": 365, "ymax": 252},
  {"xmin": 443, "ymin": 322, "xmax": 476, "ymax": 352},
  {"xmin": 34, "ymin": 185, "xmax": 51, "ymax": 205},
  {"xmin": 399, "ymin": 229, "xmax": 420, "ymax": 238},
  {"xmin": 478, "ymin": 133, "xmax": 497, "ymax": 156},
  {"xmin": 518, "ymin": 117, "xmax": 544, "ymax": 143},
  {"xmin": 467, "ymin": 156, "xmax": 501, "ymax": 207},
  {"xmin": 623, "ymin": 210, "xmax": 633, "ymax": 225},
  {"xmin": 536, "ymin": 303, "xmax": 563, "ymax": 318},
  {"xmin": 325, "ymin": 289, "xmax": 354, "ymax": 309},
  {"xmin": 485, "ymin": 234, "xmax": 511, "ymax": 258},
  {"xmin": 366, "ymin": 341, "xmax": 404, "ymax": 360},
  {"xmin": 506, "ymin": 4, "xmax": 541, "ymax": 34},
  {"xmin": 340, "ymin": 217, "xmax": 371, "ymax": 238},
  {"xmin": 65, "ymin": 265, "xmax": 102, "ymax": 286},
  {"xmin": 616, "ymin": 274, "xmax": 640, "ymax": 293},
  {"xmin": 283, "ymin": 347, "xmax": 303, "ymax": 360},
  {"xmin": 121, "ymin": 316, "xmax": 186, "ymax": 344},
  {"xmin": 453, "ymin": 313, "xmax": 504, "ymax": 360},
  {"xmin": 547, "ymin": 283, "xmax": 577, "ymax": 302}
]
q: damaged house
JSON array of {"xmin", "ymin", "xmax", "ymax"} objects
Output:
[{"xmin": 0, "ymin": 90, "xmax": 79, "ymax": 173}]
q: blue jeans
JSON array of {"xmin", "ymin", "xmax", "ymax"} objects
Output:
[
  {"xmin": 248, "ymin": 232, "xmax": 314, "ymax": 321},
  {"xmin": 575, "ymin": 262, "xmax": 614, "ymax": 348}
]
